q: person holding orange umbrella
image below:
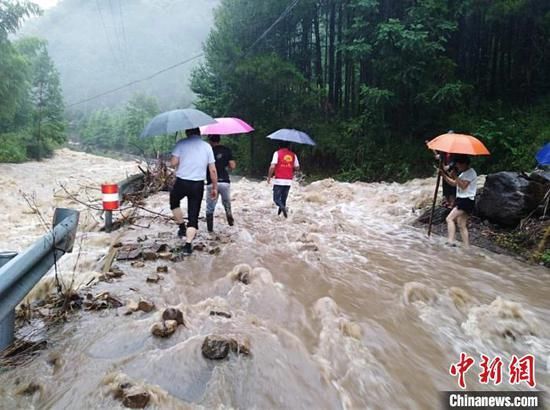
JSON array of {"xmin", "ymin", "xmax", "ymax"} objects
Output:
[
  {"xmin": 426, "ymin": 131, "xmax": 490, "ymax": 246},
  {"xmin": 439, "ymin": 155, "xmax": 477, "ymax": 247}
]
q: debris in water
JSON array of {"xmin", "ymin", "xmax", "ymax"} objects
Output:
[
  {"xmin": 156, "ymin": 266, "xmax": 168, "ymax": 273},
  {"xmin": 16, "ymin": 381, "xmax": 42, "ymax": 396},
  {"xmin": 84, "ymin": 292, "xmax": 123, "ymax": 310},
  {"xmin": 117, "ymin": 246, "xmax": 141, "ymax": 261},
  {"xmin": 403, "ymin": 282, "xmax": 438, "ymax": 305},
  {"xmin": 137, "ymin": 235, "xmax": 148, "ymax": 242},
  {"xmin": 209, "ymin": 311, "xmax": 232, "ymax": 319},
  {"xmin": 299, "ymin": 243, "xmax": 319, "ymax": 252},
  {"xmin": 208, "ymin": 247, "xmax": 221, "ymax": 255},
  {"xmin": 162, "ymin": 308, "xmax": 185, "ymax": 326},
  {"xmin": 193, "ymin": 242, "xmax": 206, "ymax": 252},
  {"xmin": 106, "ymin": 266, "xmax": 125, "ymax": 279},
  {"xmin": 131, "ymin": 261, "xmax": 145, "ymax": 268},
  {"xmin": 46, "ymin": 352, "xmax": 63, "ymax": 373},
  {"xmin": 462, "ymin": 297, "xmax": 539, "ymax": 342}
]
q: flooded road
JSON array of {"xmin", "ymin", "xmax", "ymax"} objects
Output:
[{"xmin": 0, "ymin": 150, "xmax": 548, "ymax": 409}]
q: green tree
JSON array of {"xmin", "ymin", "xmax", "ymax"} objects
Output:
[{"xmin": 16, "ymin": 37, "xmax": 66, "ymax": 159}]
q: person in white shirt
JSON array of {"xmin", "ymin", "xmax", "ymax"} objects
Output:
[
  {"xmin": 170, "ymin": 128, "xmax": 218, "ymax": 255},
  {"xmin": 441, "ymin": 155, "xmax": 477, "ymax": 247}
]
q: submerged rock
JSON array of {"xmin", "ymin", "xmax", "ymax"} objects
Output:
[
  {"xmin": 201, "ymin": 335, "xmax": 230, "ymax": 360},
  {"xmin": 137, "ymin": 300, "xmax": 155, "ymax": 313},
  {"xmin": 122, "ymin": 389, "xmax": 150, "ymax": 409},
  {"xmin": 201, "ymin": 335, "xmax": 250, "ymax": 360},
  {"xmin": 156, "ymin": 266, "xmax": 168, "ymax": 273},
  {"xmin": 146, "ymin": 274, "xmax": 161, "ymax": 283},
  {"xmin": 162, "ymin": 308, "xmax": 185, "ymax": 326},
  {"xmin": 151, "ymin": 320, "xmax": 178, "ymax": 338}
]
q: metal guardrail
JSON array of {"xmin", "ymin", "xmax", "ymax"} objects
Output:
[{"xmin": 0, "ymin": 208, "xmax": 79, "ymax": 351}]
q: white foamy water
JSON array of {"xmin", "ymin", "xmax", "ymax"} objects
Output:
[{"xmin": 0, "ymin": 150, "xmax": 548, "ymax": 409}]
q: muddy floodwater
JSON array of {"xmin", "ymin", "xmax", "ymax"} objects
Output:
[{"xmin": 0, "ymin": 149, "xmax": 548, "ymax": 409}]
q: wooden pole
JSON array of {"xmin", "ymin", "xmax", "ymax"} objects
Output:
[{"xmin": 428, "ymin": 158, "xmax": 443, "ymax": 236}]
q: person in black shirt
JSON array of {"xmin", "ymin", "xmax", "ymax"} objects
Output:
[{"xmin": 205, "ymin": 135, "xmax": 236, "ymax": 232}]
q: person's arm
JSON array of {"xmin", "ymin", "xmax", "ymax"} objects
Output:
[
  {"xmin": 294, "ymin": 155, "xmax": 300, "ymax": 172},
  {"xmin": 206, "ymin": 145, "xmax": 218, "ymax": 198},
  {"xmin": 440, "ymin": 171, "xmax": 472, "ymax": 190},
  {"xmin": 267, "ymin": 164, "xmax": 276, "ymax": 184},
  {"xmin": 170, "ymin": 155, "xmax": 179, "ymax": 168},
  {"xmin": 227, "ymin": 148, "xmax": 236, "ymax": 171},
  {"xmin": 267, "ymin": 152, "xmax": 278, "ymax": 184},
  {"xmin": 208, "ymin": 163, "xmax": 218, "ymax": 198}
]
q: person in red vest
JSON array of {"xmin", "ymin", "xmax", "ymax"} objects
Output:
[{"xmin": 267, "ymin": 141, "xmax": 300, "ymax": 218}]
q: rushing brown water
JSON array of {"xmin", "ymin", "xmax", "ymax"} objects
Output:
[{"xmin": 0, "ymin": 150, "xmax": 548, "ymax": 409}]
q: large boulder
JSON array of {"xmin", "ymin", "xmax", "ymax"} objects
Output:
[{"xmin": 477, "ymin": 172, "xmax": 549, "ymax": 227}]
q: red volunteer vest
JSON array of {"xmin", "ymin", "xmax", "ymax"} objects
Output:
[{"xmin": 274, "ymin": 148, "xmax": 295, "ymax": 180}]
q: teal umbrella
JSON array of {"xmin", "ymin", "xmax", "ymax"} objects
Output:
[{"xmin": 140, "ymin": 109, "xmax": 216, "ymax": 138}]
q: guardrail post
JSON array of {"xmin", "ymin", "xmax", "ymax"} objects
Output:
[
  {"xmin": 105, "ymin": 210, "xmax": 113, "ymax": 232},
  {"xmin": 0, "ymin": 252, "xmax": 18, "ymax": 351},
  {"xmin": 0, "ymin": 208, "xmax": 79, "ymax": 352}
]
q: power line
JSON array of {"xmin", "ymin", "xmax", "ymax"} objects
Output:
[
  {"xmin": 67, "ymin": 53, "xmax": 205, "ymax": 107},
  {"xmin": 117, "ymin": 0, "xmax": 129, "ymax": 63},
  {"xmin": 95, "ymin": 0, "xmax": 123, "ymax": 71},
  {"xmin": 68, "ymin": 0, "xmax": 301, "ymax": 108},
  {"xmin": 108, "ymin": 0, "xmax": 126, "ymax": 70}
]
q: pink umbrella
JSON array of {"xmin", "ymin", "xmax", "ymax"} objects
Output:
[{"xmin": 200, "ymin": 117, "xmax": 254, "ymax": 135}]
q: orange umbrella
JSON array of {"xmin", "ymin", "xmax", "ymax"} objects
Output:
[{"xmin": 426, "ymin": 132, "xmax": 490, "ymax": 155}]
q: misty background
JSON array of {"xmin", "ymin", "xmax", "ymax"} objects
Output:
[{"xmin": 21, "ymin": 0, "xmax": 219, "ymax": 112}]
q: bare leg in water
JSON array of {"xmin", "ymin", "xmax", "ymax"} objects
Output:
[{"xmin": 446, "ymin": 207, "xmax": 469, "ymax": 247}]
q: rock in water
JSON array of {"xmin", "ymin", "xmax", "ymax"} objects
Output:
[
  {"xmin": 137, "ymin": 300, "xmax": 155, "ymax": 313},
  {"xmin": 122, "ymin": 389, "xmax": 150, "ymax": 409},
  {"xmin": 162, "ymin": 308, "xmax": 185, "ymax": 326},
  {"xmin": 201, "ymin": 335, "xmax": 250, "ymax": 360},
  {"xmin": 151, "ymin": 320, "xmax": 178, "ymax": 338},
  {"xmin": 202, "ymin": 335, "xmax": 230, "ymax": 360},
  {"xmin": 146, "ymin": 274, "xmax": 161, "ymax": 283},
  {"xmin": 477, "ymin": 172, "xmax": 549, "ymax": 227}
]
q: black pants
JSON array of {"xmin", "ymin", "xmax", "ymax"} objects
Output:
[
  {"xmin": 273, "ymin": 185, "xmax": 290, "ymax": 209},
  {"xmin": 170, "ymin": 178, "xmax": 204, "ymax": 229}
]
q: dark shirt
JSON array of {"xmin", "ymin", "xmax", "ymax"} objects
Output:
[{"xmin": 206, "ymin": 145, "xmax": 233, "ymax": 185}]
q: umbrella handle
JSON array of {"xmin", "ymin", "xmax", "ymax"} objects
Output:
[{"xmin": 428, "ymin": 158, "xmax": 443, "ymax": 236}]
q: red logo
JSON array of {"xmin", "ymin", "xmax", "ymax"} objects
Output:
[{"xmin": 450, "ymin": 353, "xmax": 536, "ymax": 389}]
